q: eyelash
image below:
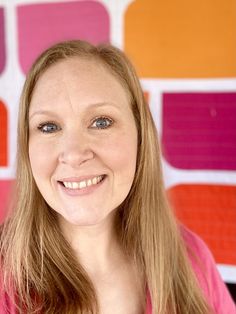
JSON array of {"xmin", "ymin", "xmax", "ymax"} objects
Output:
[
  {"xmin": 37, "ymin": 121, "xmax": 60, "ymax": 133},
  {"xmin": 90, "ymin": 116, "xmax": 113, "ymax": 129},
  {"xmin": 37, "ymin": 116, "xmax": 114, "ymax": 133}
]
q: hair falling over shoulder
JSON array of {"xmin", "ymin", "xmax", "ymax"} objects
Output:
[{"xmin": 0, "ymin": 40, "xmax": 212, "ymax": 314}]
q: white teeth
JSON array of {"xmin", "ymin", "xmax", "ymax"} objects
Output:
[
  {"xmin": 72, "ymin": 182, "xmax": 78, "ymax": 189},
  {"xmin": 79, "ymin": 181, "xmax": 86, "ymax": 189},
  {"xmin": 66, "ymin": 182, "xmax": 73, "ymax": 189},
  {"xmin": 63, "ymin": 175, "xmax": 104, "ymax": 190},
  {"xmin": 92, "ymin": 177, "xmax": 97, "ymax": 185}
]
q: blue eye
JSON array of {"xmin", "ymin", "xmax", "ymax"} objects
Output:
[
  {"xmin": 38, "ymin": 122, "xmax": 60, "ymax": 133},
  {"xmin": 91, "ymin": 117, "xmax": 113, "ymax": 129}
]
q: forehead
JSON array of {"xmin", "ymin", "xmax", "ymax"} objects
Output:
[{"xmin": 29, "ymin": 57, "xmax": 131, "ymax": 112}]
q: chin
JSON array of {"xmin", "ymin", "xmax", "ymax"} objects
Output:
[{"xmin": 58, "ymin": 207, "xmax": 109, "ymax": 227}]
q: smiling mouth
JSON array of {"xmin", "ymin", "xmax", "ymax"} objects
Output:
[{"xmin": 59, "ymin": 175, "xmax": 106, "ymax": 190}]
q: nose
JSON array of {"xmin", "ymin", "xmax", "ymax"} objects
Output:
[{"xmin": 58, "ymin": 131, "xmax": 94, "ymax": 167}]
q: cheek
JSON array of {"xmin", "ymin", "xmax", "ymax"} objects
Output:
[
  {"xmin": 101, "ymin": 132, "xmax": 137, "ymax": 178},
  {"xmin": 28, "ymin": 139, "xmax": 56, "ymax": 180}
]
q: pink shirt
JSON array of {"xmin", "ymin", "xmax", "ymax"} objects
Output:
[
  {"xmin": 0, "ymin": 227, "xmax": 235, "ymax": 313},
  {"xmin": 146, "ymin": 226, "xmax": 236, "ymax": 314}
]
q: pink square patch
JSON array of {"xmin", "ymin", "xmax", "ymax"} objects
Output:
[{"xmin": 17, "ymin": 1, "xmax": 110, "ymax": 74}]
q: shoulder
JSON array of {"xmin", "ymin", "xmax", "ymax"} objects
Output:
[
  {"xmin": 180, "ymin": 225, "xmax": 214, "ymax": 264},
  {"xmin": 180, "ymin": 225, "xmax": 236, "ymax": 314}
]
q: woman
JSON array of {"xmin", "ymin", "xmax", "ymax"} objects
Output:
[{"xmin": 0, "ymin": 40, "xmax": 235, "ymax": 314}]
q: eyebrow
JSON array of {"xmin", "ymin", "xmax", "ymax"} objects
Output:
[{"xmin": 29, "ymin": 102, "xmax": 121, "ymax": 120}]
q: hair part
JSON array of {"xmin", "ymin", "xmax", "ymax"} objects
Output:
[{"xmin": 1, "ymin": 40, "xmax": 212, "ymax": 313}]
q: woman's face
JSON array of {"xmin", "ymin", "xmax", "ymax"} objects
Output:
[{"xmin": 28, "ymin": 58, "xmax": 138, "ymax": 227}]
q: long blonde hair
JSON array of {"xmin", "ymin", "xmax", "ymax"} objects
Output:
[{"xmin": 1, "ymin": 40, "xmax": 211, "ymax": 313}]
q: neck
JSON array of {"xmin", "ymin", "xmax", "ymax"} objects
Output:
[{"xmin": 59, "ymin": 210, "xmax": 126, "ymax": 276}]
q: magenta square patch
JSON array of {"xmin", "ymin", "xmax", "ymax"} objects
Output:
[
  {"xmin": 162, "ymin": 93, "xmax": 236, "ymax": 170},
  {"xmin": 17, "ymin": 1, "xmax": 110, "ymax": 74}
]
